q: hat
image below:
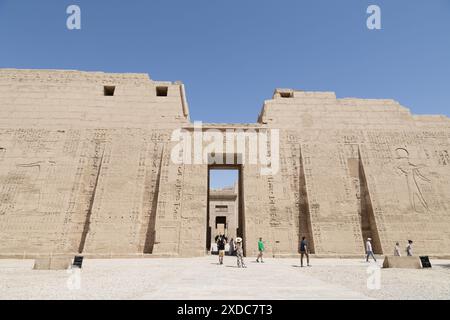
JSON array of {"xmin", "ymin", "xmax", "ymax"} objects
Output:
[
  {"xmin": 235, "ymin": 237, "xmax": 242, "ymax": 243},
  {"xmin": 367, "ymin": 238, "xmax": 372, "ymax": 241}
]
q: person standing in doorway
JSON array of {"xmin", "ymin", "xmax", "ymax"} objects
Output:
[
  {"xmin": 235, "ymin": 237, "xmax": 246, "ymax": 268},
  {"xmin": 256, "ymin": 237, "xmax": 265, "ymax": 263},
  {"xmin": 300, "ymin": 236, "xmax": 310, "ymax": 267},
  {"xmin": 229, "ymin": 238, "xmax": 235, "ymax": 256},
  {"xmin": 366, "ymin": 237, "xmax": 377, "ymax": 262},
  {"xmin": 406, "ymin": 240, "xmax": 413, "ymax": 256},
  {"xmin": 394, "ymin": 242, "xmax": 402, "ymax": 256},
  {"xmin": 215, "ymin": 234, "xmax": 227, "ymax": 265}
]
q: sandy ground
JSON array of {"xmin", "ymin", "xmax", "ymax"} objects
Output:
[{"xmin": 1, "ymin": 256, "xmax": 449, "ymax": 300}]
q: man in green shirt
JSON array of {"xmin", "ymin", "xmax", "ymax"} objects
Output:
[{"xmin": 256, "ymin": 237, "xmax": 265, "ymax": 263}]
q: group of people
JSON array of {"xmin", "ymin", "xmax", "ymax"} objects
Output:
[
  {"xmin": 214, "ymin": 235, "xmax": 311, "ymax": 268},
  {"xmin": 216, "ymin": 235, "xmax": 416, "ymax": 267},
  {"xmin": 215, "ymin": 234, "xmax": 413, "ymax": 268},
  {"xmin": 215, "ymin": 234, "xmax": 246, "ymax": 268},
  {"xmin": 365, "ymin": 238, "xmax": 414, "ymax": 262}
]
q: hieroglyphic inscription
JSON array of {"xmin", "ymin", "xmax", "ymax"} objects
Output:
[{"xmin": 173, "ymin": 165, "xmax": 184, "ymax": 219}]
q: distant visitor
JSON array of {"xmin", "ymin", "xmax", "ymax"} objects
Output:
[
  {"xmin": 406, "ymin": 240, "xmax": 413, "ymax": 256},
  {"xmin": 300, "ymin": 236, "xmax": 310, "ymax": 267},
  {"xmin": 235, "ymin": 237, "xmax": 246, "ymax": 268},
  {"xmin": 365, "ymin": 238, "xmax": 377, "ymax": 262},
  {"xmin": 256, "ymin": 237, "xmax": 265, "ymax": 263}
]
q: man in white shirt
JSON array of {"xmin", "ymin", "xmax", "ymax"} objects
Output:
[
  {"xmin": 366, "ymin": 238, "xmax": 377, "ymax": 262},
  {"xmin": 394, "ymin": 242, "xmax": 401, "ymax": 256}
]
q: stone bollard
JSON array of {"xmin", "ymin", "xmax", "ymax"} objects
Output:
[{"xmin": 382, "ymin": 256, "xmax": 423, "ymax": 269}]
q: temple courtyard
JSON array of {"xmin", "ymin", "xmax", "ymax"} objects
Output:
[{"xmin": 1, "ymin": 256, "xmax": 449, "ymax": 300}]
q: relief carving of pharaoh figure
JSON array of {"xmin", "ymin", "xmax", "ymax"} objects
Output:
[{"xmin": 395, "ymin": 148, "xmax": 431, "ymax": 213}]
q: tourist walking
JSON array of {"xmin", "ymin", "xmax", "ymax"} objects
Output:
[
  {"xmin": 394, "ymin": 242, "xmax": 401, "ymax": 256},
  {"xmin": 365, "ymin": 237, "xmax": 377, "ymax": 262},
  {"xmin": 300, "ymin": 236, "xmax": 310, "ymax": 267},
  {"xmin": 256, "ymin": 237, "xmax": 265, "ymax": 263},
  {"xmin": 235, "ymin": 237, "xmax": 246, "ymax": 268},
  {"xmin": 215, "ymin": 234, "xmax": 227, "ymax": 265},
  {"xmin": 406, "ymin": 240, "xmax": 413, "ymax": 256}
]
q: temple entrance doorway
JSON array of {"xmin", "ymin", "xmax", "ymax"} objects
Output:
[{"xmin": 207, "ymin": 165, "xmax": 245, "ymax": 255}]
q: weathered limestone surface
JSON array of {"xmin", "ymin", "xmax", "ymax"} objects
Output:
[
  {"xmin": 382, "ymin": 256, "xmax": 423, "ymax": 269},
  {"xmin": 209, "ymin": 185, "xmax": 238, "ymax": 242},
  {"xmin": 33, "ymin": 256, "xmax": 72, "ymax": 270},
  {"xmin": 0, "ymin": 69, "xmax": 449, "ymax": 258}
]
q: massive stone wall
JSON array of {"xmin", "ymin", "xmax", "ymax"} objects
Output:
[
  {"xmin": 258, "ymin": 89, "xmax": 450, "ymax": 256},
  {"xmin": 0, "ymin": 69, "xmax": 449, "ymax": 258},
  {"xmin": 0, "ymin": 69, "xmax": 187, "ymax": 257}
]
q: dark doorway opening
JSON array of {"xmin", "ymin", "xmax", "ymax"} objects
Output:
[{"xmin": 215, "ymin": 216, "xmax": 227, "ymax": 229}]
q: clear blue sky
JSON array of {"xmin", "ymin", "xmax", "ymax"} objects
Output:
[
  {"xmin": 0, "ymin": 0, "xmax": 449, "ymax": 125},
  {"xmin": 210, "ymin": 169, "xmax": 238, "ymax": 190}
]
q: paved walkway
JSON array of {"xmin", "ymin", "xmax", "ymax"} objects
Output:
[{"xmin": 1, "ymin": 256, "xmax": 449, "ymax": 299}]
